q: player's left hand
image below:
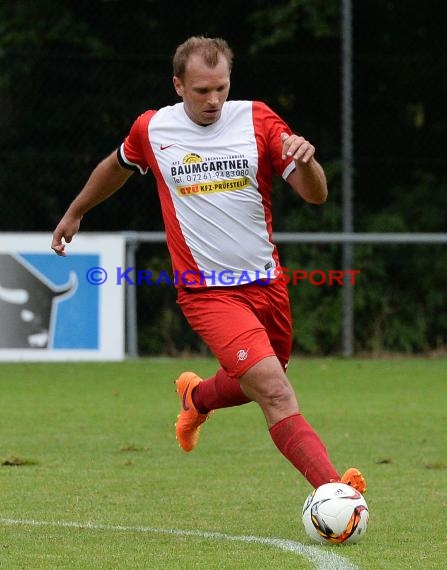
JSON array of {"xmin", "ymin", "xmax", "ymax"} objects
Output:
[{"xmin": 280, "ymin": 132, "xmax": 315, "ymax": 164}]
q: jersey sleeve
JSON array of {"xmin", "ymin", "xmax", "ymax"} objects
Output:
[
  {"xmin": 252, "ymin": 101, "xmax": 296, "ymax": 181},
  {"xmin": 117, "ymin": 111, "xmax": 154, "ymax": 175}
]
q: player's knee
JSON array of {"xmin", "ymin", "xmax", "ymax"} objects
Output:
[{"xmin": 260, "ymin": 377, "xmax": 295, "ymax": 409}]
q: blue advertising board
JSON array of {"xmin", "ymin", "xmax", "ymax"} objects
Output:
[{"xmin": 0, "ymin": 234, "xmax": 125, "ymax": 360}]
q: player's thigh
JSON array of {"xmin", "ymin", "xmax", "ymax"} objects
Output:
[
  {"xmin": 263, "ymin": 280, "xmax": 293, "ymax": 369},
  {"xmin": 177, "ymin": 288, "xmax": 276, "ymax": 378}
]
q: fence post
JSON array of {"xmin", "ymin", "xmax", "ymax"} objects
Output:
[
  {"xmin": 341, "ymin": 0, "xmax": 354, "ymax": 356},
  {"xmin": 124, "ymin": 231, "xmax": 139, "ymax": 358}
]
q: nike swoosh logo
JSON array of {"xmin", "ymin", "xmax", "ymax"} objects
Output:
[
  {"xmin": 160, "ymin": 144, "xmax": 175, "ymax": 150},
  {"xmin": 182, "ymin": 386, "xmax": 190, "ymax": 411}
]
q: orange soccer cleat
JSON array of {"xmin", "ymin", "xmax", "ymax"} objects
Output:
[
  {"xmin": 340, "ymin": 467, "xmax": 367, "ymax": 494},
  {"xmin": 175, "ymin": 371, "xmax": 212, "ymax": 452}
]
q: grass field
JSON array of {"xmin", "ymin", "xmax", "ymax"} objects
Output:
[{"xmin": 0, "ymin": 357, "xmax": 446, "ymax": 569}]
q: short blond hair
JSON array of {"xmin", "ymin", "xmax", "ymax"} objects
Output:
[{"xmin": 173, "ymin": 36, "xmax": 233, "ymax": 79}]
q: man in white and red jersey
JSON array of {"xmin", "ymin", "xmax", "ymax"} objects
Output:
[{"xmin": 51, "ymin": 36, "xmax": 366, "ymax": 493}]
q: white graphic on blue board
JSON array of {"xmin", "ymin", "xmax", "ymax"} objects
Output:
[{"xmin": 0, "ymin": 253, "xmax": 99, "ymax": 349}]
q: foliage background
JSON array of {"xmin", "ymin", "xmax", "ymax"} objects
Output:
[{"xmin": 1, "ymin": 0, "xmax": 446, "ymax": 355}]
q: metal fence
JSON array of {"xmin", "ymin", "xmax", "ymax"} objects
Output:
[{"xmin": 123, "ymin": 231, "xmax": 447, "ymax": 359}]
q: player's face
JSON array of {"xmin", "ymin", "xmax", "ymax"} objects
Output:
[{"xmin": 173, "ymin": 54, "xmax": 230, "ymax": 126}]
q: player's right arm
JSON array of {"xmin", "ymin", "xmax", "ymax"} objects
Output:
[{"xmin": 51, "ymin": 151, "xmax": 133, "ymax": 256}]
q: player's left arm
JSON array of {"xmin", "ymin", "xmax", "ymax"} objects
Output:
[{"xmin": 281, "ymin": 132, "xmax": 328, "ymax": 204}]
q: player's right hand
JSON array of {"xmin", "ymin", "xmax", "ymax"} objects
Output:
[{"xmin": 51, "ymin": 217, "xmax": 81, "ymax": 256}]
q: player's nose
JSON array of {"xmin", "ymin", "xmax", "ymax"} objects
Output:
[{"xmin": 207, "ymin": 91, "xmax": 220, "ymax": 106}]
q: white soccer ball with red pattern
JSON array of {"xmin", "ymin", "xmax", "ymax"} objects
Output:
[{"xmin": 302, "ymin": 482, "xmax": 369, "ymax": 544}]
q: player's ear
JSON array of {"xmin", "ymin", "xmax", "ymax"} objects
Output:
[{"xmin": 173, "ymin": 76, "xmax": 183, "ymax": 97}]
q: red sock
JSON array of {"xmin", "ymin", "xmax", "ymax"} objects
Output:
[
  {"xmin": 269, "ymin": 413, "xmax": 340, "ymax": 488},
  {"xmin": 192, "ymin": 369, "xmax": 251, "ymax": 413}
]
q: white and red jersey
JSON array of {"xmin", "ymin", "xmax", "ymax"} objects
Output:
[{"xmin": 118, "ymin": 100, "xmax": 296, "ymax": 287}]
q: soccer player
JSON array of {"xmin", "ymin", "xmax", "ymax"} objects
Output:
[{"xmin": 51, "ymin": 36, "xmax": 366, "ymax": 493}]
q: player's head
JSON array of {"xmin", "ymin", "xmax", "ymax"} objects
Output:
[
  {"xmin": 173, "ymin": 36, "xmax": 233, "ymax": 126},
  {"xmin": 173, "ymin": 36, "xmax": 233, "ymax": 79}
]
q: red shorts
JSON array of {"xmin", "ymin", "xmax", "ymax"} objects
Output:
[{"xmin": 177, "ymin": 279, "xmax": 292, "ymax": 378}]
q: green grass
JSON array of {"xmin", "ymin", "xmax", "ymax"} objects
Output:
[{"xmin": 0, "ymin": 357, "xmax": 446, "ymax": 569}]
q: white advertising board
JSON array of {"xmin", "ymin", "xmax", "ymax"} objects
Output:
[{"xmin": 0, "ymin": 233, "xmax": 125, "ymax": 361}]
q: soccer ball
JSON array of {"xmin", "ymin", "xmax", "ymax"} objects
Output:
[{"xmin": 302, "ymin": 482, "xmax": 369, "ymax": 545}]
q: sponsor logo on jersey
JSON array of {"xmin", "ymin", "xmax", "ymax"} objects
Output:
[
  {"xmin": 177, "ymin": 177, "xmax": 250, "ymax": 196},
  {"xmin": 182, "ymin": 153, "xmax": 202, "ymax": 163},
  {"xmin": 171, "ymin": 155, "xmax": 249, "ymax": 176}
]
